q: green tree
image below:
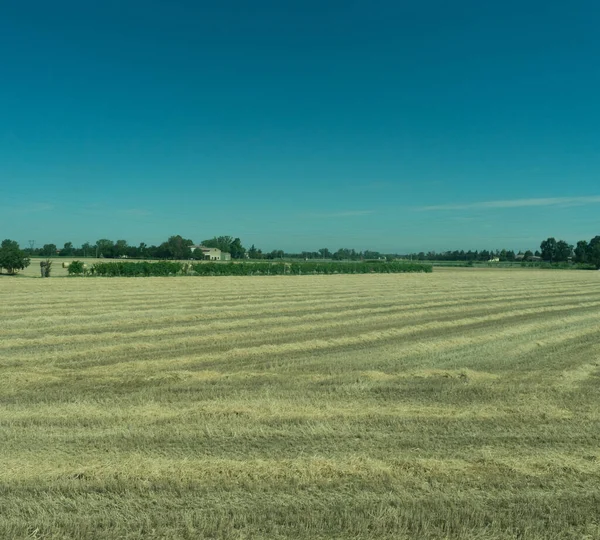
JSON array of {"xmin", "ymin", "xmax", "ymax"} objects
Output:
[
  {"xmin": 191, "ymin": 247, "xmax": 206, "ymax": 260},
  {"xmin": 554, "ymin": 240, "xmax": 573, "ymax": 262},
  {"xmin": 333, "ymin": 248, "xmax": 358, "ymax": 260},
  {"xmin": 0, "ymin": 239, "xmax": 31, "ymax": 275},
  {"xmin": 267, "ymin": 249, "xmax": 284, "ymax": 259},
  {"xmin": 588, "ymin": 236, "xmax": 600, "ymax": 269},
  {"xmin": 248, "ymin": 244, "xmax": 259, "ymax": 259},
  {"xmin": 60, "ymin": 242, "xmax": 75, "ymax": 257},
  {"xmin": 137, "ymin": 243, "xmax": 147, "ymax": 258},
  {"xmin": 81, "ymin": 242, "xmax": 93, "ymax": 258},
  {"xmin": 523, "ymin": 250, "xmax": 534, "ymax": 261},
  {"xmin": 540, "ymin": 237, "xmax": 558, "ymax": 262},
  {"xmin": 363, "ymin": 250, "xmax": 382, "ymax": 260},
  {"xmin": 160, "ymin": 235, "xmax": 194, "ymax": 259},
  {"xmin": 202, "ymin": 236, "xmax": 233, "ymax": 253},
  {"xmin": 574, "ymin": 240, "xmax": 589, "ymax": 263},
  {"xmin": 39, "ymin": 243, "xmax": 57, "ymax": 257},
  {"xmin": 229, "ymin": 237, "xmax": 246, "ymax": 259},
  {"xmin": 95, "ymin": 239, "xmax": 114, "ymax": 258},
  {"xmin": 114, "ymin": 240, "xmax": 129, "ymax": 258}
]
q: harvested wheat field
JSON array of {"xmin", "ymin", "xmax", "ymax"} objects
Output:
[{"xmin": 1, "ymin": 268, "xmax": 599, "ymax": 539}]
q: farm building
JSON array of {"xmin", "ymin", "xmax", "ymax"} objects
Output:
[
  {"xmin": 515, "ymin": 254, "xmax": 543, "ymax": 262},
  {"xmin": 191, "ymin": 245, "xmax": 232, "ymax": 261}
]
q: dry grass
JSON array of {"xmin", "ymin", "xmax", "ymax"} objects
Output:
[{"xmin": 0, "ymin": 268, "xmax": 599, "ymax": 539}]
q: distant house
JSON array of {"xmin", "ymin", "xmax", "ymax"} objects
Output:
[
  {"xmin": 190, "ymin": 245, "xmax": 231, "ymax": 261},
  {"xmin": 515, "ymin": 253, "xmax": 542, "ymax": 262}
]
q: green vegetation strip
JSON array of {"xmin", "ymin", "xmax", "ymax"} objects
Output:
[{"xmin": 72, "ymin": 261, "xmax": 433, "ymax": 277}]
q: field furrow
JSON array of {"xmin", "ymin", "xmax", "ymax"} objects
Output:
[{"xmin": 1, "ymin": 268, "xmax": 599, "ymax": 540}]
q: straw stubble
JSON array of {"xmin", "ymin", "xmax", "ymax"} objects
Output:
[{"xmin": 0, "ymin": 269, "xmax": 599, "ymax": 539}]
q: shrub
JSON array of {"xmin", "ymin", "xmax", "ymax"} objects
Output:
[
  {"xmin": 77, "ymin": 261, "xmax": 433, "ymax": 277},
  {"xmin": 90, "ymin": 261, "xmax": 183, "ymax": 277},
  {"xmin": 40, "ymin": 259, "xmax": 52, "ymax": 277},
  {"xmin": 68, "ymin": 261, "xmax": 85, "ymax": 275}
]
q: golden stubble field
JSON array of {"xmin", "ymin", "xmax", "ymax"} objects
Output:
[{"xmin": 1, "ymin": 269, "xmax": 599, "ymax": 539}]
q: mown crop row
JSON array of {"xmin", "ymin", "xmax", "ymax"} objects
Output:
[{"xmin": 74, "ymin": 261, "xmax": 432, "ymax": 277}]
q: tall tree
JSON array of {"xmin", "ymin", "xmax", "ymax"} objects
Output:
[
  {"xmin": 363, "ymin": 250, "xmax": 382, "ymax": 260},
  {"xmin": 60, "ymin": 242, "xmax": 75, "ymax": 257},
  {"xmin": 574, "ymin": 240, "xmax": 589, "ymax": 263},
  {"xmin": 554, "ymin": 240, "xmax": 573, "ymax": 262},
  {"xmin": 161, "ymin": 235, "xmax": 193, "ymax": 259},
  {"xmin": 202, "ymin": 236, "xmax": 233, "ymax": 253},
  {"xmin": 113, "ymin": 240, "xmax": 129, "ymax": 258},
  {"xmin": 95, "ymin": 239, "xmax": 114, "ymax": 258},
  {"xmin": 39, "ymin": 244, "xmax": 57, "ymax": 257},
  {"xmin": 0, "ymin": 239, "xmax": 30, "ymax": 275},
  {"xmin": 589, "ymin": 236, "xmax": 600, "ymax": 269},
  {"xmin": 81, "ymin": 242, "xmax": 93, "ymax": 258},
  {"xmin": 589, "ymin": 236, "xmax": 600, "ymax": 252},
  {"xmin": 540, "ymin": 238, "xmax": 558, "ymax": 262},
  {"xmin": 229, "ymin": 238, "xmax": 246, "ymax": 259},
  {"xmin": 267, "ymin": 249, "xmax": 284, "ymax": 259}
]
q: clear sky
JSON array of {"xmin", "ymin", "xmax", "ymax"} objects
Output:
[{"xmin": 1, "ymin": 1, "xmax": 599, "ymax": 252}]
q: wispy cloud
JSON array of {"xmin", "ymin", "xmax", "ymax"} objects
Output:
[
  {"xmin": 1, "ymin": 202, "xmax": 55, "ymax": 214},
  {"xmin": 302, "ymin": 210, "xmax": 374, "ymax": 218},
  {"xmin": 119, "ymin": 208, "xmax": 152, "ymax": 217},
  {"xmin": 417, "ymin": 196, "xmax": 600, "ymax": 211},
  {"xmin": 27, "ymin": 203, "xmax": 54, "ymax": 213}
]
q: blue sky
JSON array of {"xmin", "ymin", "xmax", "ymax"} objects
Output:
[{"xmin": 1, "ymin": 0, "xmax": 599, "ymax": 252}]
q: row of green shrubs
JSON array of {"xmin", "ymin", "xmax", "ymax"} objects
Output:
[
  {"xmin": 68, "ymin": 261, "xmax": 432, "ymax": 277},
  {"xmin": 518, "ymin": 261, "xmax": 597, "ymax": 270},
  {"xmin": 429, "ymin": 260, "xmax": 597, "ymax": 270},
  {"xmin": 79, "ymin": 261, "xmax": 185, "ymax": 277}
]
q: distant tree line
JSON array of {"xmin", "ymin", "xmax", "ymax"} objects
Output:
[
  {"xmin": 25, "ymin": 235, "xmax": 247, "ymax": 261},
  {"xmin": 4, "ymin": 233, "xmax": 600, "ymax": 275},
  {"xmin": 401, "ymin": 236, "xmax": 599, "ymax": 266},
  {"xmin": 250, "ymin": 238, "xmax": 600, "ymax": 266}
]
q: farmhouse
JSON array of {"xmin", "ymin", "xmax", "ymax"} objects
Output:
[
  {"xmin": 191, "ymin": 245, "xmax": 232, "ymax": 261},
  {"xmin": 515, "ymin": 253, "xmax": 543, "ymax": 262}
]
